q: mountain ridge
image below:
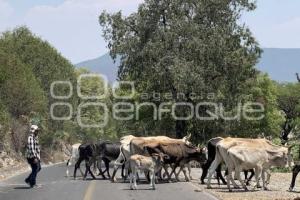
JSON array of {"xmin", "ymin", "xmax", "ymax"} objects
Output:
[{"xmin": 76, "ymin": 48, "xmax": 300, "ymax": 83}]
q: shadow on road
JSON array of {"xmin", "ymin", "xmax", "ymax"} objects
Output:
[
  {"xmin": 13, "ymin": 186, "xmax": 31, "ymax": 190},
  {"xmin": 122, "ymin": 188, "xmax": 156, "ymax": 191}
]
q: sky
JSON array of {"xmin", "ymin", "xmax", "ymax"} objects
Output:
[{"xmin": 1, "ymin": 0, "xmax": 300, "ymax": 64}]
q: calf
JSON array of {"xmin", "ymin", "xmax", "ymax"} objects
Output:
[{"xmin": 129, "ymin": 154, "xmax": 165, "ymax": 190}]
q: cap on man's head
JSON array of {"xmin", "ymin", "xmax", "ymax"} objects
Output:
[{"xmin": 30, "ymin": 125, "xmax": 39, "ymax": 133}]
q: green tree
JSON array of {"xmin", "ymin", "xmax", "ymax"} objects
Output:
[
  {"xmin": 0, "ymin": 26, "xmax": 77, "ymax": 132},
  {"xmin": 74, "ymin": 68, "xmax": 118, "ymax": 142},
  {"xmin": 0, "ymin": 50, "xmax": 47, "ymax": 117},
  {"xmin": 231, "ymin": 74, "xmax": 284, "ymax": 138},
  {"xmin": 99, "ymin": 0, "xmax": 261, "ymax": 139},
  {"xmin": 277, "ymin": 82, "xmax": 300, "ymax": 143}
]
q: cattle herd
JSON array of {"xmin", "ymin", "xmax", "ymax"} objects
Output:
[{"xmin": 66, "ymin": 134, "xmax": 300, "ymax": 192}]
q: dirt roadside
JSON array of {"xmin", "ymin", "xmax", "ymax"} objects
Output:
[{"xmin": 189, "ymin": 169, "xmax": 300, "ymax": 200}]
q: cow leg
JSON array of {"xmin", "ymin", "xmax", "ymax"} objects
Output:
[
  {"xmin": 244, "ymin": 170, "xmax": 248, "ymax": 180},
  {"xmin": 207, "ymin": 157, "xmax": 222, "ymax": 189},
  {"xmin": 83, "ymin": 161, "xmax": 89, "ymax": 180},
  {"xmin": 187, "ymin": 163, "xmax": 192, "ymax": 180},
  {"xmin": 216, "ymin": 164, "xmax": 227, "ymax": 185},
  {"xmin": 74, "ymin": 157, "xmax": 83, "ymax": 180},
  {"xmin": 265, "ymin": 169, "xmax": 271, "ymax": 185},
  {"xmin": 130, "ymin": 168, "xmax": 137, "ymax": 190},
  {"xmin": 149, "ymin": 170, "xmax": 155, "ymax": 190},
  {"xmin": 175, "ymin": 166, "xmax": 181, "ymax": 180},
  {"xmin": 163, "ymin": 165, "xmax": 172, "ymax": 182},
  {"xmin": 200, "ymin": 162, "xmax": 209, "ymax": 184},
  {"xmin": 106, "ymin": 161, "xmax": 111, "ymax": 178},
  {"xmin": 66, "ymin": 158, "xmax": 71, "ymax": 177},
  {"xmin": 261, "ymin": 169, "xmax": 269, "ymax": 191},
  {"xmin": 254, "ymin": 167, "xmax": 262, "ymax": 189},
  {"xmin": 133, "ymin": 169, "xmax": 138, "ymax": 189},
  {"xmin": 129, "ymin": 171, "xmax": 133, "ymax": 189},
  {"xmin": 226, "ymin": 168, "xmax": 233, "ymax": 192},
  {"xmin": 111, "ymin": 165, "xmax": 120, "ymax": 182},
  {"xmin": 144, "ymin": 171, "xmax": 150, "ymax": 182},
  {"xmin": 245, "ymin": 169, "xmax": 255, "ymax": 186},
  {"xmin": 157, "ymin": 168, "xmax": 163, "ymax": 181},
  {"xmin": 97, "ymin": 159, "xmax": 105, "ymax": 177},
  {"xmin": 175, "ymin": 165, "xmax": 188, "ymax": 181},
  {"xmin": 121, "ymin": 164, "xmax": 125, "ymax": 178},
  {"xmin": 112, "ymin": 151, "xmax": 127, "ymax": 182},
  {"xmin": 170, "ymin": 164, "xmax": 179, "ymax": 181},
  {"xmin": 100, "ymin": 159, "xmax": 109, "ymax": 179},
  {"xmin": 289, "ymin": 165, "xmax": 300, "ymax": 191},
  {"xmin": 86, "ymin": 159, "xmax": 96, "ymax": 180},
  {"xmin": 227, "ymin": 166, "xmax": 239, "ymax": 189},
  {"xmin": 182, "ymin": 166, "xmax": 190, "ymax": 182},
  {"xmin": 237, "ymin": 168, "xmax": 247, "ymax": 191},
  {"xmin": 92, "ymin": 159, "xmax": 98, "ymax": 175}
]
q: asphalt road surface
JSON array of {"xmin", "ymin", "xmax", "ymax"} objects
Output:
[{"xmin": 0, "ymin": 163, "xmax": 218, "ymax": 200}]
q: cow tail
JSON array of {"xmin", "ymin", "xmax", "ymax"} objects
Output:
[
  {"xmin": 215, "ymin": 145, "xmax": 223, "ymax": 165},
  {"xmin": 120, "ymin": 145, "xmax": 127, "ymax": 164}
]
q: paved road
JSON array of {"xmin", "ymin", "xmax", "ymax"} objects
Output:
[{"xmin": 0, "ymin": 163, "xmax": 218, "ymax": 200}]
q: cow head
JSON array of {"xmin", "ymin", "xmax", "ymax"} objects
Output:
[
  {"xmin": 151, "ymin": 153, "xmax": 168, "ymax": 165},
  {"xmin": 271, "ymin": 146, "xmax": 294, "ymax": 168},
  {"xmin": 193, "ymin": 147, "xmax": 207, "ymax": 164}
]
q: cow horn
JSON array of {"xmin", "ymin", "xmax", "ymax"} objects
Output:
[{"xmin": 186, "ymin": 132, "xmax": 192, "ymax": 140}]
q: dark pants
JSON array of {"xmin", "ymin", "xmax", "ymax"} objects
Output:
[{"xmin": 25, "ymin": 158, "xmax": 41, "ymax": 187}]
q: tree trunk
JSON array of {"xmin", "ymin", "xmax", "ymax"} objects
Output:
[{"xmin": 175, "ymin": 120, "xmax": 186, "ymax": 139}]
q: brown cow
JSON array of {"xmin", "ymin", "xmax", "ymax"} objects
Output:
[
  {"xmin": 111, "ymin": 134, "xmax": 191, "ymax": 182},
  {"xmin": 142, "ymin": 141, "xmax": 207, "ymax": 181}
]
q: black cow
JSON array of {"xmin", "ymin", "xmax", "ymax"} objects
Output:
[
  {"xmin": 74, "ymin": 143, "xmax": 97, "ymax": 180},
  {"xmin": 200, "ymin": 137, "xmax": 227, "ymax": 185},
  {"xmin": 97, "ymin": 141, "xmax": 125, "ymax": 179},
  {"xmin": 73, "ymin": 141, "xmax": 125, "ymax": 180}
]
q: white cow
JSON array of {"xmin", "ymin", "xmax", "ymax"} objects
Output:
[
  {"xmin": 226, "ymin": 144, "xmax": 293, "ymax": 191},
  {"xmin": 66, "ymin": 143, "xmax": 83, "ymax": 177},
  {"xmin": 206, "ymin": 137, "xmax": 294, "ymax": 191}
]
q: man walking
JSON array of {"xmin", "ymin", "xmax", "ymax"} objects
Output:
[{"xmin": 25, "ymin": 125, "xmax": 41, "ymax": 188}]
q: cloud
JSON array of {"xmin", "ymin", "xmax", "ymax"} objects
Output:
[{"xmin": 21, "ymin": 0, "xmax": 143, "ymax": 63}]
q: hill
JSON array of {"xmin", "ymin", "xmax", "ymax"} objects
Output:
[
  {"xmin": 76, "ymin": 48, "xmax": 300, "ymax": 83},
  {"xmin": 76, "ymin": 54, "xmax": 119, "ymax": 83}
]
